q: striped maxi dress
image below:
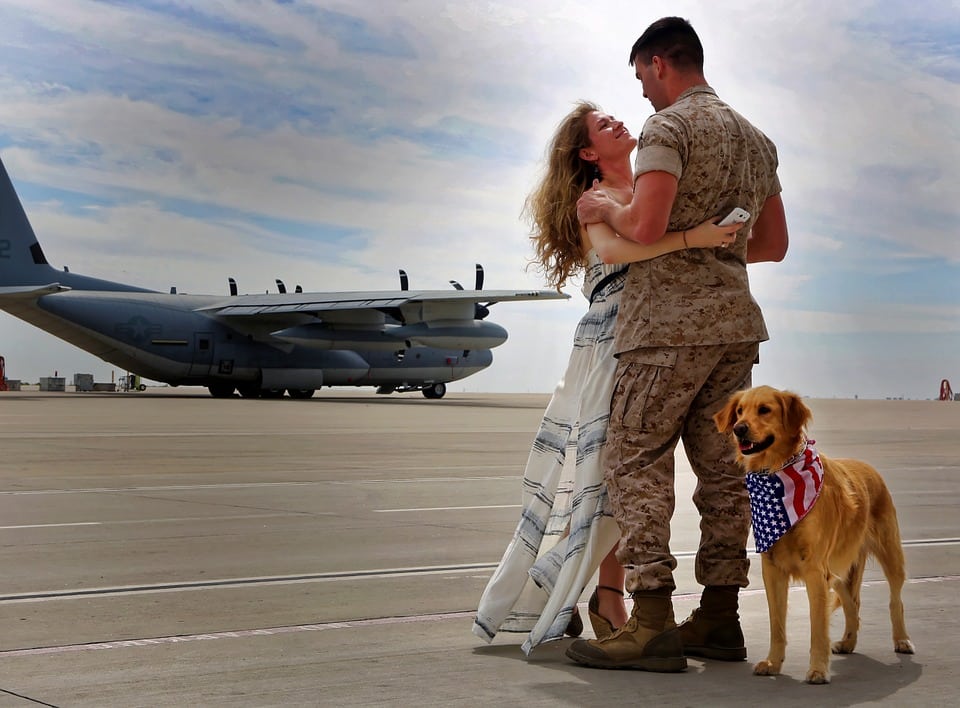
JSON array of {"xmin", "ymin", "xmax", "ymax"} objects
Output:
[{"xmin": 472, "ymin": 251, "xmax": 626, "ymax": 655}]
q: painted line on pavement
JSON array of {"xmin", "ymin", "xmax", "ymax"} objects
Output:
[
  {"xmin": 0, "ymin": 474, "xmax": 519, "ymax": 496},
  {"xmin": 0, "ymin": 513, "xmax": 324, "ymax": 531},
  {"xmin": 0, "ymin": 564, "xmax": 502, "ymax": 604},
  {"xmin": 0, "ymin": 522, "xmax": 101, "ymax": 530},
  {"xmin": 3, "ymin": 575, "xmax": 956, "ymax": 658},
  {"xmin": 373, "ymin": 504, "xmax": 522, "ymax": 512},
  {"xmin": 3, "ymin": 539, "xmax": 954, "ymax": 604}
]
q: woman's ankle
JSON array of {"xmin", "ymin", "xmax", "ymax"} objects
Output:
[{"xmin": 596, "ymin": 587, "xmax": 628, "ymax": 626}]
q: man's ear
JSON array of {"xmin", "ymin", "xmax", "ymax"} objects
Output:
[{"xmin": 651, "ymin": 54, "xmax": 666, "ymax": 78}]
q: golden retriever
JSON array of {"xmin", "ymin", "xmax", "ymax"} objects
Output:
[{"xmin": 714, "ymin": 385, "xmax": 915, "ymax": 684}]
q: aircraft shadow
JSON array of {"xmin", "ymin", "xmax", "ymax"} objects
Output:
[{"xmin": 8, "ymin": 390, "xmax": 550, "ymax": 410}]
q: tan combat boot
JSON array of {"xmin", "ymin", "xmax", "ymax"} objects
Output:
[
  {"xmin": 678, "ymin": 585, "xmax": 747, "ymax": 661},
  {"xmin": 565, "ymin": 588, "xmax": 686, "ymax": 672}
]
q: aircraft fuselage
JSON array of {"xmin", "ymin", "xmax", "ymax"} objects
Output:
[{"xmin": 8, "ymin": 288, "xmax": 490, "ymax": 393}]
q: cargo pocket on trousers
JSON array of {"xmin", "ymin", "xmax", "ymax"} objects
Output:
[{"xmin": 609, "ymin": 348, "xmax": 678, "ymax": 431}]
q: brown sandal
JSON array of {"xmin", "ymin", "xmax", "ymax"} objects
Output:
[
  {"xmin": 565, "ymin": 606, "xmax": 583, "ymax": 637},
  {"xmin": 588, "ymin": 585, "xmax": 624, "ymax": 640}
]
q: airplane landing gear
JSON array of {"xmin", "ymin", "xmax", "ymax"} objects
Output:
[
  {"xmin": 422, "ymin": 382, "xmax": 446, "ymax": 399},
  {"xmin": 236, "ymin": 383, "xmax": 262, "ymax": 398},
  {"xmin": 287, "ymin": 388, "xmax": 315, "ymax": 399},
  {"xmin": 208, "ymin": 383, "xmax": 236, "ymax": 398}
]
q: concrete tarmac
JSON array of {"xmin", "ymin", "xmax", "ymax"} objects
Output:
[{"xmin": 1, "ymin": 389, "xmax": 958, "ymax": 707}]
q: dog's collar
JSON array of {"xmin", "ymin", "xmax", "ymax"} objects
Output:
[
  {"xmin": 744, "ymin": 440, "xmax": 824, "ymax": 553},
  {"xmin": 776, "ymin": 437, "xmax": 813, "ymax": 473}
]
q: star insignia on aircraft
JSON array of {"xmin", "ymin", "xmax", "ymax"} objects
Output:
[{"xmin": 116, "ymin": 315, "xmax": 162, "ymax": 341}]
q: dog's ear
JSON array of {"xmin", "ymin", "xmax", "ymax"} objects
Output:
[
  {"xmin": 780, "ymin": 390, "xmax": 812, "ymax": 436},
  {"xmin": 714, "ymin": 391, "xmax": 742, "ymax": 433}
]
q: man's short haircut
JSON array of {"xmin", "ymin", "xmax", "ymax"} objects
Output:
[{"xmin": 629, "ymin": 16, "xmax": 704, "ymax": 73}]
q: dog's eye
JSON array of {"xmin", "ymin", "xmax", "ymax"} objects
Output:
[{"xmin": 758, "ymin": 405, "xmax": 771, "ymax": 415}]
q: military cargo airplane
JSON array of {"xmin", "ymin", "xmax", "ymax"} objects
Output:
[{"xmin": 0, "ymin": 156, "xmax": 566, "ymax": 399}]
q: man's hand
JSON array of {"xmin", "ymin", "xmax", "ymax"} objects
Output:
[{"xmin": 576, "ymin": 181, "xmax": 614, "ymax": 225}]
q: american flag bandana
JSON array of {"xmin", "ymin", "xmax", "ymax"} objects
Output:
[{"xmin": 744, "ymin": 440, "xmax": 824, "ymax": 553}]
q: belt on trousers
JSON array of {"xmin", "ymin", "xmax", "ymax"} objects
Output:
[{"xmin": 589, "ymin": 268, "xmax": 628, "ymax": 305}]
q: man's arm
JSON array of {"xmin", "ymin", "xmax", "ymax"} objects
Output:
[
  {"xmin": 746, "ymin": 193, "xmax": 788, "ymax": 263},
  {"xmin": 577, "ymin": 171, "xmax": 678, "ymax": 245}
]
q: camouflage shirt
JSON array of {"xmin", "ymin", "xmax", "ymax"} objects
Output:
[{"xmin": 615, "ymin": 85, "xmax": 781, "ymax": 354}]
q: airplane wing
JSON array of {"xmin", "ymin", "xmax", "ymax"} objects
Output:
[
  {"xmin": 195, "ymin": 288, "xmax": 567, "ymax": 317},
  {"xmin": 195, "ymin": 288, "xmax": 569, "ymax": 351},
  {"xmin": 0, "ymin": 283, "xmax": 71, "ymax": 300}
]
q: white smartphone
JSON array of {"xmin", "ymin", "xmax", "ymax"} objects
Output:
[{"xmin": 718, "ymin": 207, "xmax": 750, "ymax": 226}]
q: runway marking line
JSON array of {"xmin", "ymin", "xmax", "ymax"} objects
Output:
[
  {"xmin": 0, "ymin": 513, "xmax": 328, "ymax": 530},
  {"xmin": 373, "ymin": 504, "xmax": 522, "ymax": 512},
  {"xmin": 0, "ymin": 475, "xmax": 519, "ymax": 495},
  {"xmin": 2, "ymin": 539, "xmax": 955, "ymax": 604},
  {"xmin": 3, "ymin": 575, "xmax": 956, "ymax": 659},
  {"xmin": 0, "ymin": 564, "xmax": 503, "ymax": 603},
  {"xmin": 0, "ymin": 522, "xmax": 101, "ymax": 530}
]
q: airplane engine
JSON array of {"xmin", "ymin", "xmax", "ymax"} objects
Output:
[
  {"xmin": 390, "ymin": 320, "xmax": 508, "ymax": 350},
  {"xmin": 270, "ymin": 324, "xmax": 404, "ymax": 351}
]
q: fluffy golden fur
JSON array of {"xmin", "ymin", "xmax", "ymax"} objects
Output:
[{"xmin": 714, "ymin": 385, "xmax": 915, "ymax": 684}]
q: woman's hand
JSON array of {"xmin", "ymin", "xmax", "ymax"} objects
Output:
[{"xmin": 685, "ymin": 217, "xmax": 741, "ymax": 249}]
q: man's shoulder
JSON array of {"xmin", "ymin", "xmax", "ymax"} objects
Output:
[
  {"xmin": 644, "ymin": 91, "xmax": 721, "ymax": 133},
  {"xmin": 640, "ymin": 108, "xmax": 688, "ymax": 144},
  {"xmin": 658, "ymin": 91, "xmax": 771, "ymax": 143}
]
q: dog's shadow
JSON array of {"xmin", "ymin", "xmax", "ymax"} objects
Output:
[
  {"xmin": 746, "ymin": 651, "xmax": 922, "ymax": 701},
  {"xmin": 473, "ymin": 641, "xmax": 922, "ymax": 706}
]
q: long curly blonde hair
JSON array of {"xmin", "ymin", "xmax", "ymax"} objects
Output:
[{"xmin": 523, "ymin": 101, "xmax": 599, "ymax": 290}]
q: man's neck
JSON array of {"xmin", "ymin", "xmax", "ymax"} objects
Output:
[{"xmin": 666, "ymin": 75, "xmax": 708, "ymax": 105}]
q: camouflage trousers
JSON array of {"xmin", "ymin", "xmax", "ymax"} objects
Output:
[{"xmin": 602, "ymin": 342, "xmax": 759, "ymax": 593}]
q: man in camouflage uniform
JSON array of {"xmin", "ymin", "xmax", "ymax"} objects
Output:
[{"xmin": 565, "ymin": 17, "xmax": 790, "ymax": 672}]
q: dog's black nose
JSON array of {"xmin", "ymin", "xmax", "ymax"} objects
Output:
[{"xmin": 733, "ymin": 423, "xmax": 748, "ymax": 439}]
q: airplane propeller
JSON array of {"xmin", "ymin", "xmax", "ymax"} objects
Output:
[
  {"xmin": 473, "ymin": 264, "xmax": 493, "ymax": 320},
  {"xmin": 446, "ymin": 264, "xmax": 492, "ymax": 319},
  {"xmin": 396, "ymin": 264, "xmax": 494, "ymax": 324}
]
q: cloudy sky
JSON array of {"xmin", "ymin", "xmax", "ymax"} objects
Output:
[{"xmin": 0, "ymin": 0, "xmax": 957, "ymax": 399}]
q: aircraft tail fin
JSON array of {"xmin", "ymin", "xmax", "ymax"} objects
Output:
[
  {"xmin": 0, "ymin": 155, "xmax": 61, "ymax": 287},
  {"xmin": 0, "ymin": 154, "xmax": 153, "ymax": 293}
]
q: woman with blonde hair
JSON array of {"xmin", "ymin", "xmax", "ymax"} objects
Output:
[{"xmin": 473, "ymin": 101, "xmax": 738, "ymax": 654}]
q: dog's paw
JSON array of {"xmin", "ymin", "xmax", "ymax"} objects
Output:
[
  {"xmin": 832, "ymin": 637, "xmax": 856, "ymax": 654},
  {"xmin": 805, "ymin": 668, "xmax": 830, "ymax": 684},
  {"xmin": 753, "ymin": 659, "xmax": 781, "ymax": 676},
  {"xmin": 894, "ymin": 638, "xmax": 916, "ymax": 654}
]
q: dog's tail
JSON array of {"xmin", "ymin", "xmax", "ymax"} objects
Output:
[{"xmin": 868, "ymin": 485, "xmax": 908, "ymax": 582}]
